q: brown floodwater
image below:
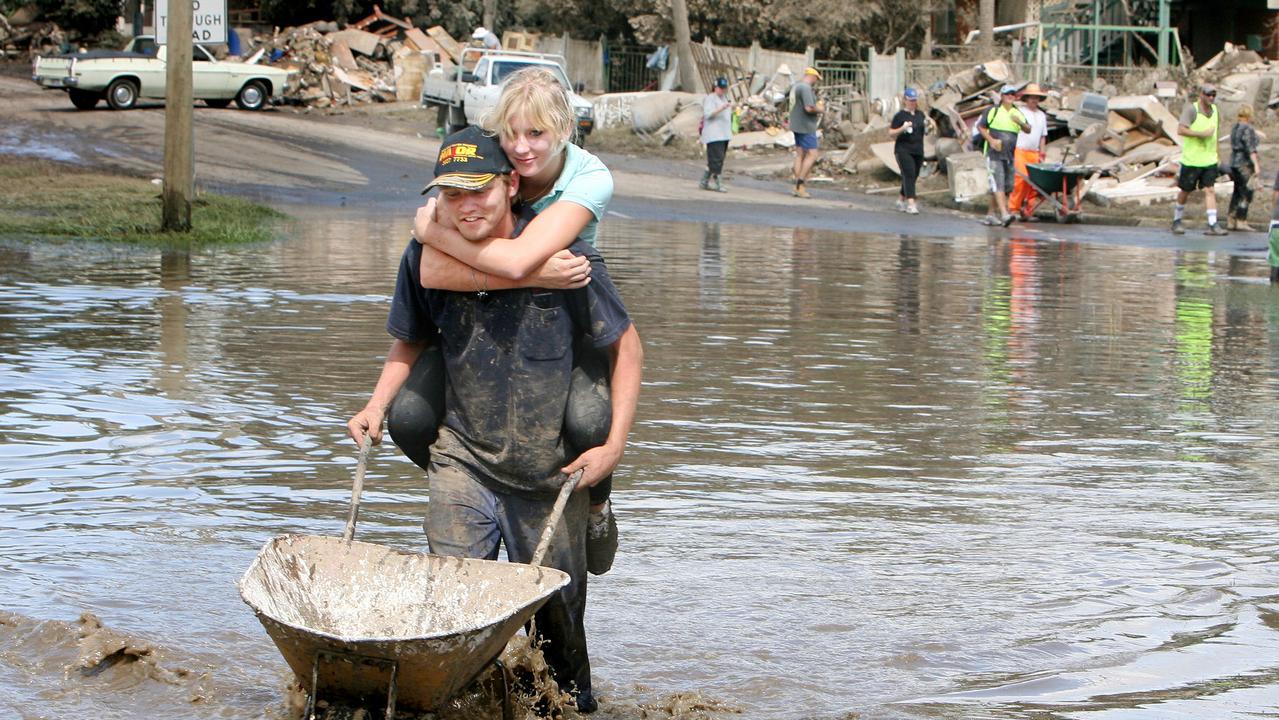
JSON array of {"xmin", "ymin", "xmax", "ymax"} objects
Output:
[{"xmin": 2, "ymin": 210, "xmax": 1279, "ymax": 720}]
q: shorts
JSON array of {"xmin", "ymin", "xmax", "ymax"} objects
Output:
[
  {"xmin": 793, "ymin": 132, "xmax": 818, "ymax": 150},
  {"xmin": 986, "ymin": 155, "xmax": 1014, "ymax": 194},
  {"xmin": 1178, "ymin": 164, "xmax": 1218, "ymax": 192}
]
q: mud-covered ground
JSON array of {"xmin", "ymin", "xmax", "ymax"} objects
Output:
[{"xmin": 0, "ymin": 68, "xmax": 1272, "ymax": 257}]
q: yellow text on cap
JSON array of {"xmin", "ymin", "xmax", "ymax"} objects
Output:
[{"xmin": 439, "ymin": 143, "xmax": 483, "ymax": 165}]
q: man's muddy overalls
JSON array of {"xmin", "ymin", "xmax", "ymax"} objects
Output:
[{"xmin": 385, "ymin": 230, "xmax": 632, "ymax": 702}]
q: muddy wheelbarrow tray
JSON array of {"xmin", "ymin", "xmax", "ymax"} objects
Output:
[
  {"xmin": 1022, "ymin": 162, "xmax": 1093, "ymax": 222},
  {"xmin": 238, "ymin": 533, "xmax": 570, "ymax": 713}
]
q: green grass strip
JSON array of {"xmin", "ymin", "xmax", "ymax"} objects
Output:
[{"xmin": 0, "ymin": 155, "xmax": 285, "ymax": 245}]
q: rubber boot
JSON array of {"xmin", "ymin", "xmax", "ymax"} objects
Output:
[
  {"xmin": 699, "ymin": 170, "xmax": 710, "ymax": 190},
  {"xmin": 711, "ymin": 174, "xmax": 728, "ymax": 193}
]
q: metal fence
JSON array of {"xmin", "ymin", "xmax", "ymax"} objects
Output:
[
  {"xmin": 1032, "ymin": 63, "xmax": 1133, "ymax": 88},
  {"xmin": 605, "ymin": 47, "xmax": 661, "ymax": 93},
  {"xmin": 813, "ymin": 60, "xmax": 867, "ymax": 104}
]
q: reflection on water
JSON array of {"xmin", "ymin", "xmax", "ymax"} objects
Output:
[{"xmin": 2, "ymin": 211, "xmax": 1279, "ymax": 719}]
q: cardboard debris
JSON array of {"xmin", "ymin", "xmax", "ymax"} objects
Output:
[
  {"xmin": 426, "ymin": 25, "xmax": 463, "ymax": 64},
  {"xmin": 327, "ymin": 28, "xmax": 382, "ymax": 57},
  {"xmin": 329, "ymin": 39, "xmax": 357, "ymax": 70}
]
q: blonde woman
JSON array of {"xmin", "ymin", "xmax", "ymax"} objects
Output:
[{"xmin": 1228, "ymin": 104, "xmax": 1261, "ymax": 231}]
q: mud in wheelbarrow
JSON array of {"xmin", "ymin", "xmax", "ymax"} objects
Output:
[{"xmin": 239, "ymin": 533, "xmax": 570, "ymax": 716}]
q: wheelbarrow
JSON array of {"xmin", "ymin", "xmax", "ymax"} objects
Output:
[
  {"xmin": 239, "ymin": 439, "xmax": 577, "ymax": 718},
  {"xmin": 1017, "ymin": 162, "xmax": 1095, "ymax": 223}
]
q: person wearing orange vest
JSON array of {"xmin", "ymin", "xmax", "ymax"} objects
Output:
[
  {"xmin": 1007, "ymin": 83, "xmax": 1049, "ymax": 222},
  {"xmin": 976, "ymin": 85, "xmax": 1031, "ymax": 227},
  {"xmin": 1172, "ymin": 84, "xmax": 1228, "ymax": 236}
]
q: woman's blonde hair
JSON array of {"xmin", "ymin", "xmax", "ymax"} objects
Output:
[
  {"xmin": 1238, "ymin": 104, "xmax": 1254, "ymax": 121},
  {"xmin": 482, "ymin": 68, "xmax": 575, "ymax": 147}
]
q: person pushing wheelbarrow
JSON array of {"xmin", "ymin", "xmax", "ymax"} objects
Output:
[{"xmin": 346, "ymin": 127, "xmax": 644, "ymax": 714}]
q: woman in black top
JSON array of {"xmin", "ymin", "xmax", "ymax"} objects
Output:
[
  {"xmin": 1228, "ymin": 104, "xmax": 1261, "ymax": 231},
  {"xmin": 889, "ymin": 87, "xmax": 927, "ymax": 214}
]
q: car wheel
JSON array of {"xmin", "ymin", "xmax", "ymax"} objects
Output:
[
  {"xmin": 68, "ymin": 89, "xmax": 101, "ymax": 110},
  {"xmin": 235, "ymin": 80, "xmax": 268, "ymax": 111},
  {"xmin": 205, "ymin": 98, "xmax": 232, "ymax": 109},
  {"xmin": 105, "ymin": 78, "xmax": 138, "ymax": 110},
  {"xmin": 443, "ymin": 106, "xmax": 466, "ymax": 135}
]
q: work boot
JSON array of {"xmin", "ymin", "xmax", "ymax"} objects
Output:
[
  {"xmin": 1205, "ymin": 222, "xmax": 1228, "ymax": 236},
  {"xmin": 794, "ymin": 183, "xmax": 811, "ymax": 199},
  {"xmin": 1171, "ymin": 218, "xmax": 1185, "ymax": 235},
  {"xmin": 698, "ymin": 171, "xmax": 710, "ymax": 191},
  {"xmin": 1228, "ymin": 217, "xmax": 1239, "ymax": 231},
  {"xmin": 576, "ymin": 690, "xmax": 599, "ymax": 714},
  {"xmin": 586, "ymin": 500, "xmax": 618, "ymax": 576},
  {"xmin": 711, "ymin": 175, "xmax": 728, "ymax": 193},
  {"xmin": 1236, "ymin": 220, "xmax": 1255, "ymax": 232}
]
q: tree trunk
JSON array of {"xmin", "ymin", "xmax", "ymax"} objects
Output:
[
  {"xmin": 483, "ymin": 0, "xmax": 498, "ymax": 32},
  {"xmin": 979, "ymin": 0, "xmax": 995, "ymax": 58},
  {"xmin": 670, "ymin": 0, "xmax": 702, "ymax": 93}
]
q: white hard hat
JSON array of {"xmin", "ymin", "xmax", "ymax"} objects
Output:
[{"xmin": 472, "ymin": 27, "xmax": 489, "ymax": 39}]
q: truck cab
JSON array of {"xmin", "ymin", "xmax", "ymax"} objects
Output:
[{"xmin": 421, "ymin": 48, "xmax": 594, "ymax": 141}]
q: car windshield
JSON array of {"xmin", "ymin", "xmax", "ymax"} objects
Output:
[{"xmin": 493, "ymin": 61, "xmax": 571, "ymax": 90}]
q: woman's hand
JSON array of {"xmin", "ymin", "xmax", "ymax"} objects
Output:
[
  {"xmin": 412, "ymin": 198, "xmax": 439, "ymax": 246},
  {"xmin": 532, "ymin": 249, "xmax": 592, "ymax": 289}
]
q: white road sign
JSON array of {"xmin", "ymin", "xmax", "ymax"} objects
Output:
[{"xmin": 156, "ymin": 0, "xmax": 227, "ymax": 45}]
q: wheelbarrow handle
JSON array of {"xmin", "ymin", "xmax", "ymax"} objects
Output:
[
  {"xmin": 342, "ymin": 435, "xmax": 373, "ymax": 544},
  {"xmin": 530, "ymin": 469, "xmax": 583, "ymax": 567}
]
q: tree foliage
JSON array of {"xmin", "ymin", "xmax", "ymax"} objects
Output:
[
  {"xmin": 256, "ymin": 0, "xmax": 518, "ymax": 44},
  {"xmin": 514, "ymin": 0, "xmax": 931, "ymax": 59},
  {"xmin": 28, "ymin": 0, "xmax": 123, "ymax": 37}
]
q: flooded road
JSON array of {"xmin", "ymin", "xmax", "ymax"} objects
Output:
[{"xmin": 2, "ymin": 212, "xmax": 1279, "ymax": 719}]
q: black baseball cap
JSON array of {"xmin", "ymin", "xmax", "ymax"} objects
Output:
[{"xmin": 422, "ymin": 125, "xmax": 514, "ymax": 194}]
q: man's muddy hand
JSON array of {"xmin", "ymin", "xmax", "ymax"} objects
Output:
[
  {"xmin": 534, "ymin": 249, "xmax": 592, "ymax": 289},
  {"xmin": 563, "ymin": 444, "xmax": 623, "ymax": 490},
  {"xmin": 412, "ymin": 198, "xmax": 440, "ymax": 246},
  {"xmin": 346, "ymin": 407, "xmax": 385, "ymax": 447}
]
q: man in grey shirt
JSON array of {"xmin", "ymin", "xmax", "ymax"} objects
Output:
[{"xmin": 789, "ymin": 67, "xmax": 824, "ymax": 198}]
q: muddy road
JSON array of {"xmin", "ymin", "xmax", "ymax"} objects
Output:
[{"xmin": 1, "ymin": 75, "xmax": 1272, "ymax": 259}]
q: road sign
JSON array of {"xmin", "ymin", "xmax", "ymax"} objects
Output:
[{"xmin": 156, "ymin": 0, "xmax": 226, "ymax": 45}]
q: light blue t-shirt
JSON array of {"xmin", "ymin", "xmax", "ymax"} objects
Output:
[{"xmin": 529, "ymin": 142, "xmax": 613, "ymax": 245}]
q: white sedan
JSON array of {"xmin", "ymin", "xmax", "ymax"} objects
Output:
[{"xmin": 32, "ymin": 35, "xmax": 296, "ymax": 111}]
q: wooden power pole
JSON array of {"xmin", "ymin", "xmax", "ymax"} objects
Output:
[{"xmin": 161, "ymin": 0, "xmax": 194, "ymax": 232}]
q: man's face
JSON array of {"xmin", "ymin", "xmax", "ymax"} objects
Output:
[
  {"xmin": 1201, "ymin": 90, "xmax": 1216, "ymax": 105},
  {"xmin": 434, "ymin": 173, "xmax": 518, "ymax": 242}
]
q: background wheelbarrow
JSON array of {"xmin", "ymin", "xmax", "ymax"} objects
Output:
[
  {"xmin": 239, "ymin": 439, "xmax": 576, "ymax": 718},
  {"xmin": 1017, "ymin": 162, "xmax": 1095, "ymax": 223}
]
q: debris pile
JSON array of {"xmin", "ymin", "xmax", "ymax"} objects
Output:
[
  {"xmin": 250, "ymin": 9, "xmax": 453, "ymax": 108},
  {"xmin": 1, "ymin": 5, "xmax": 68, "ymax": 59}
]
